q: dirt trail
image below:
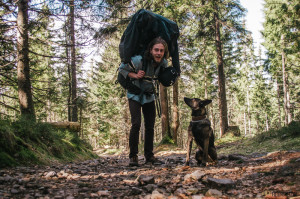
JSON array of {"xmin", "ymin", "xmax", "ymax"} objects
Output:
[{"xmin": 0, "ymin": 150, "xmax": 299, "ymax": 198}]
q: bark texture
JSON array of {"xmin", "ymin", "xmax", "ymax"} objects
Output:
[
  {"xmin": 214, "ymin": 1, "xmax": 228, "ymax": 136},
  {"xmin": 160, "ymin": 84, "xmax": 170, "ymax": 138},
  {"xmin": 70, "ymin": 0, "xmax": 78, "ymax": 122},
  {"xmin": 17, "ymin": 0, "xmax": 35, "ymax": 120},
  {"xmin": 172, "ymin": 80, "xmax": 179, "ymax": 143}
]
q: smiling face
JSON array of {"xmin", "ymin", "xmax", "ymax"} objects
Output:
[{"xmin": 150, "ymin": 43, "xmax": 165, "ymax": 63}]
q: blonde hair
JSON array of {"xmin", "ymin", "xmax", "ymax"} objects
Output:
[{"xmin": 144, "ymin": 37, "xmax": 169, "ymax": 61}]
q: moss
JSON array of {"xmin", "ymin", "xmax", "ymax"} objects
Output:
[
  {"xmin": 0, "ymin": 152, "xmax": 17, "ymax": 167},
  {"xmin": 0, "ymin": 118, "xmax": 97, "ymax": 168},
  {"xmin": 16, "ymin": 147, "xmax": 39, "ymax": 164},
  {"xmin": 217, "ymin": 121, "xmax": 300, "ymax": 155}
]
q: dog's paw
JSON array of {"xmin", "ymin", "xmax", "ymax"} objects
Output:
[
  {"xmin": 197, "ymin": 161, "xmax": 207, "ymax": 167},
  {"xmin": 184, "ymin": 162, "xmax": 190, "ymax": 166},
  {"xmin": 209, "ymin": 160, "xmax": 218, "ymax": 166}
]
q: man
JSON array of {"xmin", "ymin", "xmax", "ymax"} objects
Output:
[{"xmin": 119, "ymin": 37, "xmax": 169, "ymax": 166}]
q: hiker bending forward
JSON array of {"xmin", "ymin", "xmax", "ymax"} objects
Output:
[{"xmin": 119, "ymin": 37, "xmax": 169, "ymax": 166}]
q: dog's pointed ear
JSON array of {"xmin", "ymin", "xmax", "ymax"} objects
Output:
[
  {"xmin": 201, "ymin": 99, "xmax": 212, "ymax": 106},
  {"xmin": 184, "ymin": 97, "xmax": 194, "ymax": 109}
]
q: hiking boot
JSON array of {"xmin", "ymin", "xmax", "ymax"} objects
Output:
[
  {"xmin": 129, "ymin": 156, "xmax": 139, "ymax": 166},
  {"xmin": 145, "ymin": 156, "xmax": 163, "ymax": 165}
]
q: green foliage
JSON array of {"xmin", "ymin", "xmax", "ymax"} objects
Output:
[
  {"xmin": 255, "ymin": 121, "xmax": 300, "ymax": 142},
  {"xmin": 0, "ymin": 120, "xmax": 16, "ymax": 153},
  {"xmin": 159, "ymin": 135, "xmax": 176, "ymax": 145},
  {"xmin": 217, "ymin": 121, "xmax": 300, "ymax": 155},
  {"xmin": 1, "ymin": 0, "xmax": 298, "ymax": 152},
  {"xmin": 0, "ymin": 118, "xmax": 97, "ymax": 168},
  {"xmin": 0, "ymin": 152, "xmax": 16, "ymax": 168},
  {"xmin": 262, "ymin": 0, "xmax": 299, "ymax": 121}
]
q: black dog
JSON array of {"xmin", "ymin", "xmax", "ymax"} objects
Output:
[{"xmin": 184, "ymin": 97, "xmax": 217, "ymax": 166}]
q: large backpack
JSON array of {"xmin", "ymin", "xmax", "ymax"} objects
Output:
[
  {"xmin": 119, "ymin": 9, "xmax": 181, "ymax": 74},
  {"xmin": 116, "ymin": 9, "xmax": 180, "ymax": 98}
]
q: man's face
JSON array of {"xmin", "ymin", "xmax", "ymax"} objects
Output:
[{"xmin": 150, "ymin": 43, "xmax": 165, "ymax": 63}]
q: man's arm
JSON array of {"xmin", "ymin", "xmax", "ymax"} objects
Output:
[{"xmin": 128, "ymin": 71, "xmax": 145, "ymax": 79}]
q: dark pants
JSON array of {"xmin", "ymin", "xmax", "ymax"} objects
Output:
[{"xmin": 128, "ymin": 99, "xmax": 156, "ymax": 159}]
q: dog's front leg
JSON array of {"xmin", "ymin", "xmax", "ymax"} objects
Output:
[
  {"xmin": 185, "ymin": 129, "xmax": 193, "ymax": 166},
  {"xmin": 202, "ymin": 137, "xmax": 209, "ymax": 166}
]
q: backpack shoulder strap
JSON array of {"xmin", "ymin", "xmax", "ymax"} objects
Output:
[{"xmin": 128, "ymin": 61, "xmax": 136, "ymax": 72}]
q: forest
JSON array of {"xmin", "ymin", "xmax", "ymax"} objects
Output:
[
  {"xmin": 0, "ymin": 0, "xmax": 299, "ymax": 150},
  {"xmin": 0, "ymin": 0, "xmax": 299, "ymax": 198}
]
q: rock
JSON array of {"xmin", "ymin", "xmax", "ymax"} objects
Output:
[
  {"xmin": 245, "ymin": 172, "xmax": 260, "ymax": 179},
  {"xmin": 184, "ymin": 170, "xmax": 205, "ymax": 182},
  {"xmin": 10, "ymin": 188, "xmax": 19, "ymax": 194},
  {"xmin": 167, "ymin": 196, "xmax": 179, "ymax": 199},
  {"xmin": 90, "ymin": 193, "xmax": 99, "ymax": 197},
  {"xmin": 69, "ymin": 174, "xmax": 80, "ymax": 180},
  {"xmin": 186, "ymin": 188, "xmax": 199, "ymax": 195},
  {"xmin": 144, "ymin": 184, "xmax": 158, "ymax": 192},
  {"xmin": 206, "ymin": 178, "xmax": 236, "ymax": 190},
  {"xmin": 130, "ymin": 187, "xmax": 143, "ymax": 195},
  {"xmin": 45, "ymin": 171, "xmax": 56, "ymax": 178},
  {"xmin": 205, "ymin": 189, "xmax": 222, "ymax": 197},
  {"xmin": 266, "ymin": 151, "xmax": 281, "ymax": 157},
  {"xmin": 278, "ymin": 165, "xmax": 295, "ymax": 176},
  {"xmin": 3, "ymin": 175, "xmax": 14, "ymax": 182},
  {"xmin": 191, "ymin": 195, "xmax": 205, "ymax": 199},
  {"xmin": 80, "ymin": 170, "xmax": 88, "ymax": 175},
  {"xmin": 174, "ymin": 188, "xmax": 186, "ymax": 195},
  {"xmin": 217, "ymin": 155, "xmax": 228, "ymax": 160},
  {"xmin": 145, "ymin": 190, "xmax": 166, "ymax": 199},
  {"xmin": 171, "ymin": 175, "xmax": 182, "ymax": 184},
  {"xmin": 34, "ymin": 192, "xmax": 43, "ymax": 197},
  {"xmin": 97, "ymin": 190, "xmax": 110, "ymax": 196},
  {"xmin": 80, "ymin": 175, "xmax": 91, "ymax": 181},
  {"xmin": 228, "ymin": 154, "xmax": 247, "ymax": 161},
  {"xmin": 123, "ymin": 179, "xmax": 138, "ymax": 185},
  {"xmin": 137, "ymin": 175, "xmax": 155, "ymax": 185}
]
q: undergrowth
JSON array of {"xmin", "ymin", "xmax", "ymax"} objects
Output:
[
  {"xmin": 216, "ymin": 121, "xmax": 300, "ymax": 155},
  {"xmin": 0, "ymin": 118, "xmax": 97, "ymax": 168}
]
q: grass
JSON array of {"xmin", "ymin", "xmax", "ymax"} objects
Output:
[
  {"xmin": 96, "ymin": 121, "xmax": 300, "ymax": 157},
  {"xmin": 0, "ymin": 118, "xmax": 98, "ymax": 168},
  {"xmin": 216, "ymin": 121, "xmax": 300, "ymax": 155},
  {"xmin": 2, "ymin": 118, "xmax": 298, "ymax": 167}
]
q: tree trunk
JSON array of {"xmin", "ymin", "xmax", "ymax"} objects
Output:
[
  {"xmin": 276, "ymin": 76, "xmax": 282, "ymax": 128},
  {"xmin": 281, "ymin": 35, "xmax": 292, "ymax": 125},
  {"xmin": 64, "ymin": 21, "xmax": 72, "ymax": 121},
  {"xmin": 265, "ymin": 113, "xmax": 269, "ymax": 131},
  {"xmin": 17, "ymin": 0, "xmax": 35, "ymax": 120},
  {"xmin": 160, "ymin": 84, "xmax": 170, "ymax": 138},
  {"xmin": 79, "ymin": 106, "xmax": 83, "ymax": 137},
  {"xmin": 214, "ymin": 2, "xmax": 228, "ymax": 136},
  {"xmin": 70, "ymin": 0, "xmax": 78, "ymax": 122},
  {"xmin": 48, "ymin": 121, "xmax": 80, "ymax": 132},
  {"xmin": 244, "ymin": 111, "xmax": 247, "ymax": 135},
  {"xmin": 204, "ymin": 57, "xmax": 213, "ymax": 124},
  {"xmin": 204, "ymin": 58, "xmax": 208, "ymax": 99},
  {"xmin": 172, "ymin": 80, "xmax": 179, "ymax": 144},
  {"xmin": 246, "ymin": 88, "xmax": 251, "ymax": 135}
]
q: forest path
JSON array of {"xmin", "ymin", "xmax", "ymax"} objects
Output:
[{"xmin": 0, "ymin": 150, "xmax": 299, "ymax": 198}]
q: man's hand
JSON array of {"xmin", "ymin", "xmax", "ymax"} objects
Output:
[{"xmin": 128, "ymin": 70, "xmax": 145, "ymax": 79}]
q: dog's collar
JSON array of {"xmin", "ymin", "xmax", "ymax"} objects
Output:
[
  {"xmin": 192, "ymin": 115, "xmax": 206, "ymax": 121},
  {"xmin": 190, "ymin": 117, "xmax": 211, "ymax": 126}
]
